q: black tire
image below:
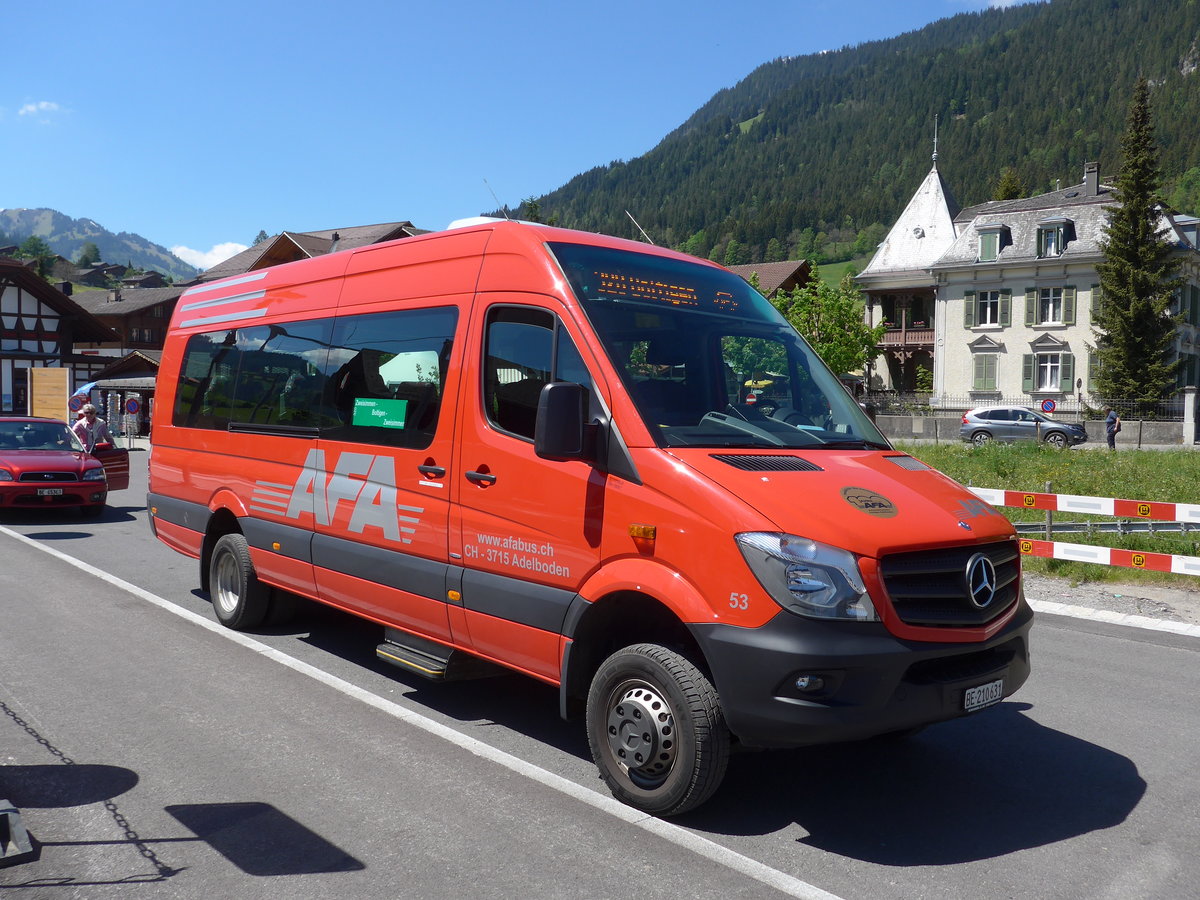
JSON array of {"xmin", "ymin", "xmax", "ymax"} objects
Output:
[
  {"xmin": 209, "ymin": 533, "xmax": 270, "ymax": 629},
  {"xmin": 971, "ymin": 430, "xmax": 993, "ymax": 446},
  {"xmin": 586, "ymin": 643, "xmax": 729, "ymax": 817},
  {"xmin": 1044, "ymin": 431, "xmax": 1067, "ymax": 449}
]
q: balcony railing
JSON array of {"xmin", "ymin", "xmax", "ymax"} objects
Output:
[{"xmin": 878, "ymin": 327, "xmax": 934, "ymax": 348}]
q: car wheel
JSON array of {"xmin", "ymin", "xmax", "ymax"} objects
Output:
[
  {"xmin": 586, "ymin": 643, "xmax": 729, "ymax": 817},
  {"xmin": 971, "ymin": 430, "xmax": 993, "ymax": 445},
  {"xmin": 209, "ymin": 533, "xmax": 271, "ymax": 629},
  {"xmin": 1044, "ymin": 432, "xmax": 1067, "ymax": 449}
]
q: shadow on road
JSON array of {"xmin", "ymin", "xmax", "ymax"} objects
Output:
[{"xmin": 679, "ymin": 700, "xmax": 1145, "ymax": 864}]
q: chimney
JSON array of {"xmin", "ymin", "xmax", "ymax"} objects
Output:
[
  {"xmin": 1084, "ymin": 161, "xmax": 1100, "ymax": 196},
  {"xmin": 58, "ymin": 281, "xmax": 73, "ymax": 296},
  {"xmin": 108, "ymin": 289, "xmax": 122, "ymax": 303}
]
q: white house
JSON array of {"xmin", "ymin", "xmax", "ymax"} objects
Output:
[{"xmin": 858, "ymin": 160, "xmax": 1200, "ymax": 407}]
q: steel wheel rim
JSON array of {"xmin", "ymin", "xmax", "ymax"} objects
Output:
[
  {"xmin": 212, "ymin": 550, "xmax": 240, "ymax": 616},
  {"xmin": 603, "ymin": 678, "xmax": 677, "ymax": 788}
]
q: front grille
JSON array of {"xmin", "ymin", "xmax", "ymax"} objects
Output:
[
  {"xmin": 879, "ymin": 539, "xmax": 1019, "ymax": 627},
  {"xmin": 18, "ymin": 471, "xmax": 78, "ymax": 483},
  {"xmin": 710, "ymin": 454, "xmax": 823, "ymax": 472}
]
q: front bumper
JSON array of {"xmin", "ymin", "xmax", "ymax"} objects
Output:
[
  {"xmin": 694, "ymin": 599, "xmax": 1033, "ymax": 748},
  {"xmin": 0, "ymin": 484, "xmax": 107, "ymax": 509}
]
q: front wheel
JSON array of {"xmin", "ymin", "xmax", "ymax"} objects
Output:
[
  {"xmin": 209, "ymin": 533, "xmax": 271, "ymax": 629},
  {"xmin": 586, "ymin": 644, "xmax": 729, "ymax": 817},
  {"xmin": 1044, "ymin": 431, "xmax": 1067, "ymax": 449}
]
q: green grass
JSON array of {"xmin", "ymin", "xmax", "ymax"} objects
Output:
[
  {"xmin": 817, "ymin": 256, "xmax": 872, "ymax": 287},
  {"xmin": 893, "ymin": 441, "xmax": 1200, "ymax": 589}
]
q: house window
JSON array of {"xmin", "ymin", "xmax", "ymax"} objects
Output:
[
  {"xmin": 964, "ymin": 289, "xmax": 1010, "ymax": 328},
  {"xmin": 979, "ymin": 232, "xmax": 999, "ymax": 262},
  {"xmin": 1037, "ymin": 353, "xmax": 1061, "ymax": 391},
  {"xmin": 1023, "ymin": 351, "xmax": 1075, "ymax": 393},
  {"xmin": 1036, "ymin": 220, "xmax": 1071, "ymax": 258},
  {"xmin": 1039, "ymin": 288, "xmax": 1062, "ymax": 324},
  {"xmin": 978, "ymin": 291, "xmax": 1001, "ymax": 325},
  {"xmin": 973, "ymin": 353, "xmax": 998, "ymax": 390}
]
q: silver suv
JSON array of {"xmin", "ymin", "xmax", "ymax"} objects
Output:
[{"xmin": 960, "ymin": 406, "xmax": 1088, "ymax": 449}]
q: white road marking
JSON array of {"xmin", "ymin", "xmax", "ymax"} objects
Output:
[{"xmin": 0, "ymin": 524, "xmax": 842, "ymax": 900}]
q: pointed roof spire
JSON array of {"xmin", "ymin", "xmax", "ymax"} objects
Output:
[{"xmin": 932, "ymin": 113, "xmax": 939, "ymax": 167}]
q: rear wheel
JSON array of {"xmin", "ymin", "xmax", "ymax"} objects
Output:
[
  {"xmin": 586, "ymin": 643, "xmax": 729, "ymax": 817},
  {"xmin": 209, "ymin": 533, "xmax": 270, "ymax": 629},
  {"xmin": 971, "ymin": 430, "xmax": 993, "ymax": 445}
]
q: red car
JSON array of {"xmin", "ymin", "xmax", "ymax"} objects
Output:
[{"xmin": 0, "ymin": 416, "xmax": 129, "ymax": 516}]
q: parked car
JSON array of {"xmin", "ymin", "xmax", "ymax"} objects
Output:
[
  {"xmin": 960, "ymin": 406, "xmax": 1088, "ymax": 449},
  {"xmin": 0, "ymin": 416, "xmax": 129, "ymax": 516}
]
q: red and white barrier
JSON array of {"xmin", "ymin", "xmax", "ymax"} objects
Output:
[
  {"xmin": 969, "ymin": 487, "xmax": 1200, "ymax": 525},
  {"xmin": 969, "ymin": 486, "xmax": 1200, "ymax": 574}
]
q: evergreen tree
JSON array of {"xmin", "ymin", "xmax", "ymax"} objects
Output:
[
  {"xmin": 992, "ymin": 167, "xmax": 1027, "ymax": 200},
  {"xmin": 17, "ymin": 236, "xmax": 55, "ymax": 279},
  {"xmin": 76, "ymin": 241, "xmax": 101, "ymax": 267},
  {"xmin": 254, "ymin": 230, "xmax": 270, "ymax": 245},
  {"xmin": 1093, "ymin": 77, "xmax": 1183, "ymax": 402}
]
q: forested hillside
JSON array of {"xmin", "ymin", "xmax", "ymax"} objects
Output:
[
  {"xmin": 527, "ymin": 0, "xmax": 1200, "ymax": 266},
  {"xmin": 0, "ymin": 208, "xmax": 198, "ymax": 281}
]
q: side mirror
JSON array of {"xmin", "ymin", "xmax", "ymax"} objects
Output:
[{"xmin": 535, "ymin": 382, "xmax": 594, "ymax": 462}]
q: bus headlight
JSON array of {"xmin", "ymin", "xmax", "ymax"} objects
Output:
[{"xmin": 735, "ymin": 532, "xmax": 878, "ymax": 621}]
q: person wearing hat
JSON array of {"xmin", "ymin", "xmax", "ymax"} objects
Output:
[{"xmin": 72, "ymin": 403, "xmax": 114, "ymax": 452}]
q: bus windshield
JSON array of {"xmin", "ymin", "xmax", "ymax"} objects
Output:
[{"xmin": 548, "ymin": 242, "xmax": 887, "ymax": 451}]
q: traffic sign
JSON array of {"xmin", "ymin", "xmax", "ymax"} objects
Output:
[
  {"xmin": 1040, "ymin": 399, "xmax": 1056, "ymax": 413},
  {"xmin": 125, "ymin": 398, "xmax": 141, "ymax": 415},
  {"xmin": 68, "ymin": 395, "xmax": 84, "ymax": 412}
]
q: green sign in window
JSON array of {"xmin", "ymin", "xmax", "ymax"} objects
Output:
[{"xmin": 352, "ymin": 397, "xmax": 409, "ymax": 429}]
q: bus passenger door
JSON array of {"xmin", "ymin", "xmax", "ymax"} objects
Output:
[{"xmin": 309, "ymin": 303, "xmax": 465, "ymax": 643}]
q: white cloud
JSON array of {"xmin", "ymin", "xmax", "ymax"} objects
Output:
[
  {"xmin": 170, "ymin": 241, "xmax": 248, "ymax": 271},
  {"xmin": 18, "ymin": 100, "xmax": 61, "ymax": 118}
]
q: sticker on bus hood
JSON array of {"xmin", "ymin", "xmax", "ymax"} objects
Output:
[{"xmin": 840, "ymin": 486, "xmax": 897, "ymax": 517}]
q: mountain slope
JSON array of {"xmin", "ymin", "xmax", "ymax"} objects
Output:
[
  {"xmin": 0, "ymin": 208, "xmax": 198, "ymax": 281},
  {"xmin": 533, "ymin": 0, "xmax": 1200, "ymax": 260}
]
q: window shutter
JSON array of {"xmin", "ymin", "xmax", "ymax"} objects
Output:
[
  {"xmin": 963, "ymin": 291, "xmax": 976, "ymax": 328},
  {"xmin": 1022, "ymin": 354, "xmax": 1035, "ymax": 392},
  {"xmin": 1091, "ymin": 283, "xmax": 1102, "ymax": 317},
  {"xmin": 1060, "ymin": 353, "xmax": 1075, "ymax": 392},
  {"xmin": 1025, "ymin": 288, "xmax": 1037, "ymax": 325},
  {"xmin": 973, "ymin": 353, "xmax": 986, "ymax": 390},
  {"xmin": 1063, "ymin": 286, "xmax": 1076, "ymax": 325},
  {"xmin": 1000, "ymin": 290, "xmax": 1011, "ymax": 327},
  {"xmin": 1087, "ymin": 349, "xmax": 1097, "ymax": 392}
]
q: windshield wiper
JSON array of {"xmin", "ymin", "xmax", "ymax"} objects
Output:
[{"xmin": 814, "ymin": 439, "xmax": 892, "ymax": 450}]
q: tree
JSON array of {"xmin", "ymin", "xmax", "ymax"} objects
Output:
[
  {"xmin": 76, "ymin": 241, "xmax": 101, "ymax": 267},
  {"xmin": 992, "ymin": 167, "xmax": 1027, "ymax": 200},
  {"xmin": 770, "ymin": 267, "xmax": 887, "ymax": 376},
  {"xmin": 253, "ymin": 230, "xmax": 270, "ymax": 245},
  {"xmin": 1093, "ymin": 77, "xmax": 1183, "ymax": 402},
  {"xmin": 17, "ymin": 236, "xmax": 55, "ymax": 279}
]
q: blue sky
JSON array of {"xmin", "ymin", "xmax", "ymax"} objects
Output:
[{"xmin": 2, "ymin": 0, "xmax": 1028, "ymax": 270}]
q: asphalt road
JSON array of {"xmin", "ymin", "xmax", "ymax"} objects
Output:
[{"xmin": 1, "ymin": 450, "xmax": 1199, "ymax": 899}]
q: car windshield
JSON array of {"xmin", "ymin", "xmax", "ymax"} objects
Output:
[
  {"xmin": 549, "ymin": 242, "xmax": 888, "ymax": 451},
  {"xmin": 0, "ymin": 421, "xmax": 82, "ymax": 451}
]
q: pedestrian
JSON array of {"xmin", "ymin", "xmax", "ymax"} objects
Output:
[
  {"xmin": 72, "ymin": 403, "xmax": 114, "ymax": 452},
  {"xmin": 1104, "ymin": 405, "xmax": 1121, "ymax": 450}
]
